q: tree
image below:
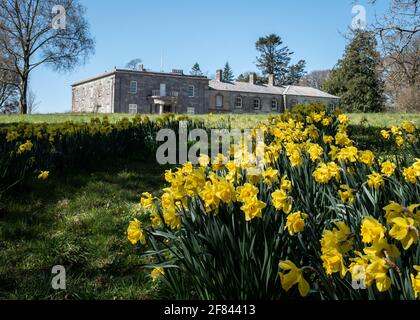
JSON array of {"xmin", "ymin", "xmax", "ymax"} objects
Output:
[
  {"xmin": 0, "ymin": 0, "xmax": 94, "ymax": 114},
  {"xmin": 255, "ymin": 34, "xmax": 306, "ymax": 85},
  {"xmin": 299, "ymin": 70, "xmax": 331, "ymax": 89},
  {"xmin": 27, "ymin": 89, "xmax": 40, "ymax": 114},
  {"xmin": 236, "ymin": 72, "xmax": 267, "ymax": 84},
  {"xmin": 126, "ymin": 58, "xmax": 142, "ymax": 70},
  {"xmin": 382, "ymin": 34, "xmax": 420, "ymax": 111},
  {"xmin": 0, "ymin": 47, "xmax": 18, "ymax": 112},
  {"xmin": 284, "ymin": 60, "xmax": 306, "ymax": 85},
  {"xmin": 190, "ymin": 63, "xmax": 203, "ymax": 76},
  {"xmin": 323, "ymin": 31, "xmax": 385, "ymax": 112},
  {"xmin": 222, "ymin": 62, "xmax": 234, "ymax": 82},
  {"xmin": 369, "ymin": 0, "xmax": 420, "ymax": 111}
]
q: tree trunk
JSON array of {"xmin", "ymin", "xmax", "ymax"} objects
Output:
[{"xmin": 19, "ymin": 76, "xmax": 28, "ymax": 114}]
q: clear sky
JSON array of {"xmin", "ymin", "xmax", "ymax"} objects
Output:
[{"xmin": 31, "ymin": 0, "xmax": 388, "ymax": 113}]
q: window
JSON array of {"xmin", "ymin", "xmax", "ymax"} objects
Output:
[
  {"xmin": 128, "ymin": 104, "xmax": 138, "ymax": 114},
  {"xmin": 271, "ymin": 98, "xmax": 278, "ymax": 110},
  {"xmin": 188, "ymin": 85, "xmax": 195, "ymax": 97},
  {"xmin": 216, "ymin": 94, "xmax": 223, "ymax": 108},
  {"xmin": 129, "ymin": 81, "xmax": 138, "ymax": 94},
  {"xmin": 235, "ymin": 96, "xmax": 243, "ymax": 109},
  {"xmin": 253, "ymin": 98, "xmax": 261, "ymax": 110}
]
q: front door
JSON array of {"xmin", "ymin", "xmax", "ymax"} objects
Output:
[{"xmin": 163, "ymin": 105, "xmax": 172, "ymax": 113}]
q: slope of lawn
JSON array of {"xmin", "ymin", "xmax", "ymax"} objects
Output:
[
  {"xmin": 0, "ymin": 112, "xmax": 419, "ymax": 128},
  {"xmin": 0, "ymin": 155, "xmax": 170, "ymax": 299}
]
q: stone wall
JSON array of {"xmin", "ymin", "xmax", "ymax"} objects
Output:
[
  {"xmin": 72, "ymin": 75, "xmax": 115, "ymax": 113},
  {"xmin": 208, "ymin": 90, "xmax": 285, "ymax": 113},
  {"xmin": 114, "ymin": 71, "xmax": 209, "ymax": 114}
]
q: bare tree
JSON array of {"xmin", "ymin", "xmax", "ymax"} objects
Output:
[
  {"xmin": 27, "ymin": 88, "xmax": 40, "ymax": 114},
  {"xmin": 0, "ymin": 45, "xmax": 18, "ymax": 112},
  {"xmin": 299, "ymin": 70, "xmax": 331, "ymax": 89},
  {"xmin": 0, "ymin": 0, "xmax": 94, "ymax": 114},
  {"xmin": 369, "ymin": 0, "xmax": 420, "ymax": 110},
  {"xmin": 126, "ymin": 58, "xmax": 142, "ymax": 70}
]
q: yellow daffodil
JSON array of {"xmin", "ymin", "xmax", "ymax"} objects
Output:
[
  {"xmin": 285, "ymin": 211, "xmax": 308, "ymax": 236},
  {"xmin": 389, "ymin": 217, "xmax": 419, "ymax": 250},
  {"xmin": 359, "ymin": 150, "xmax": 375, "ymax": 166},
  {"xmin": 360, "ymin": 217, "xmax": 386, "ymax": 244},
  {"xmin": 381, "ymin": 130, "xmax": 390, "ymax": 139},
  {"xmin": 278, "ymin": 260, "xmax": 310, "ymax": 297},
  {"xmin": 150, "ymin": 267, "xmax": 165, "ymax": 282},
  {"xmin": 411, "ymin": 266, "xmax": 420, "ymax": 299},
  {"xmin": 236, "ymin": 183, "xmax": 259, "ymax": 202},
  {"xmin": 240, "ymin": 196, "xmax": 266, "ymax": 221},
  {"xmin": 127, "ymin": 218, "xmax": 146, "ymax": 245},
  {"xmin": 271, "ymin": 189, "xmax": 292, "ymax": 214},
  {"xmin": 38, "ymin": 171, "xmax": 49, "ymax": 180},
  {"xmin": 380, "ymin": 161, "xmax": 396, "ymax": 177},
  {"xmin": 280, "ymin": 175, "xmax": 292, "ymax": 192},
  {"xmin": 367, "ymin": 172, "xmax": 384, "ymax": 189},
  {"xmin": 307, "ymin": 143, "xmax": 323, "ymax": 162},
  {"xmin": 262, "ymin": 168, "xmax": 279, "ymax": 186},
  {"xmin": 338, "ymin": 184, "xmax": 354, "ymax": 205}
]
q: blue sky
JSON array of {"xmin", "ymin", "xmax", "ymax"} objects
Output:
[{"xmin": 31, "ymin": 0, "xmax": 388, "ymax": 113}]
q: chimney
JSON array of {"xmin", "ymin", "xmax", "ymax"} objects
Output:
[
  {"xmin": 249, "ymin": 72, "xmax": 256, "ymax": 85},
  {"xmin": 139, "ymin": 64, "xmax": 145, "ymax": 71},
  {"xmin": 216, "ymin": 69, "xmax": 223, "ymax": 82},
  {"xmin": 268, "ymin": 74, "xmax": 275, "ymax": 86}
]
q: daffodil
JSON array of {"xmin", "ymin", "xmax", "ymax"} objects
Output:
[
  {"xmin": 367, "ymin": 172, "xmax": 384, "ymax": 189},
  {"xmin": 307, "ymin": 143, "xmax": 323, "ymax": 162},
  {"xmin": 360, "ymin": 217, "xmax": 386, "ymax": 244},
  {"xmin": 338, "ymin": 184, "xmax": 354, "ymax": 205},
  {"xmin": 127, "ymin": 218, "xmax": 146, "ymax": 245},
  {"xmin": 359, "ymin": 150, "xmax": 375, "ymax": 166},
  {"xmin": 271, "ymin": 189, "xmax": 292, "ymax": 214},
  {"xmin": 411, "ymin": 266, "xmax": 420, "ymax": 299},
  {"xmin": 380, "ymin": 161, "xmax": 396, "ymax": 177},
  {"xmin": 278, "ymin": 260, "xmax": 310, "ymax": 297},
  {"xmin": 285, "ymin": 211, "xmax": 308, "ymax": 236},
  {"xmin": 240, "ymin": 196, "xmax": 266, "ymax": 221},
  {"xmin": 262, "ymin": 168, "xmax": 279, "ymax": 186},
  {"xmin": 389, "ymin": 217, "xmax": 419, "ymax": 250},
  {"xmin": 236, "ymin": 183, "xmax": 259, "ymax": 202},
  {"xmin": 38, "ymin": 171, "xmax": 49, "ymax": 180},
  {"xmin": 150, "ymin": 267, "xmax": 165, "ymax": 282}
]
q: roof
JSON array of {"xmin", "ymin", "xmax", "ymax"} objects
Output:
[
  {"xmin": 283, "ymin": 85, "xmax": 340, "ymax": 99},
  {"xmin": 72, "ymin": 68, "xmax": 208, "ymax": 87},
  {"xmin": 209, "ymin": 80, "xmax": 285, "ymax": 95},
  {"xmin": 209, "ymin": 81, "xmax": 339, "ymax": 99}
]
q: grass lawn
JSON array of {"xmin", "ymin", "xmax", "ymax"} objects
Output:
[
  {"xmin": 0, "ymin": 112, "xmax": 419, "ymax": 128},
  {"xmin": 0, "ymin": 156, "xmax": 171, "ymax": 299}
]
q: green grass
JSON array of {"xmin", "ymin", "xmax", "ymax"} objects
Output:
[
  {"xmin": 0, "ymin": 156, "xmax": 171, "ymax": 299},
  {"xmin": 1, "ymin": 112, "xmax": 419, "ymax": 128}
]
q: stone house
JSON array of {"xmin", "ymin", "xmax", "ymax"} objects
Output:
[
  {"xmin": 72, "ymin": 68, "xmax": 339, "ymax": 114},
  {"xmin": 72, "ymin": 67, "xmax": 208, "ymax": 114},
  {"xmin": 208, "ymin": 70, "xmax": 340, "ymax": 113}
]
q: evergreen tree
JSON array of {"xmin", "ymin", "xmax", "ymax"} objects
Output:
[
  {"xmin": 285, "ymin": 60, "xmax": 306, "ymax": 85},
  {"xmin": 190, "ymin": 63, "xmax": 203, "ymax": 76},
  {"xmin": 255, "ymin": 34, "xmax": 306, "ymax": 85},
  {"xmin": 323, "ymin": 31, "xmax": 385, "ymax": 112},
  {"xmin": 222, "ymin": 62, "xmax": 235, "ymax": 82}
]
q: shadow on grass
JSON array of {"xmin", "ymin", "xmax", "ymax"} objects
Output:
[{"xmin": 0, "ymin": 154, "xmax": 172, "ymax": 300}]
